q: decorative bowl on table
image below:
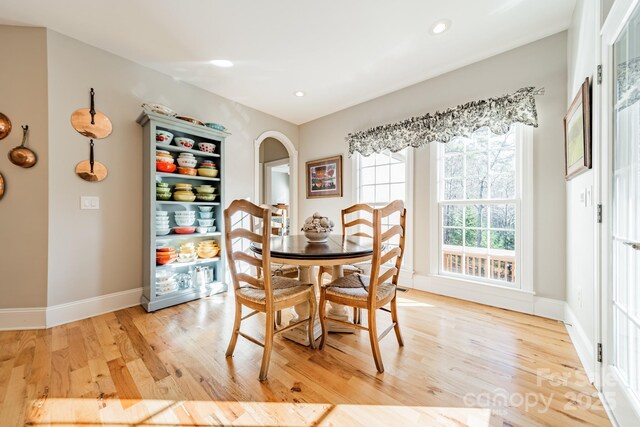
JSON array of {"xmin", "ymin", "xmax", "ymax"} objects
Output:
[
  {"xmin": 302, "ymin": 212, "xmax": 335, "ymax": 243},
  {"xmin": 197, "ymin": 142, "xmax": 215, "ymax": 153},
  {"xmin": 174, "ymin": 137, "xmax": 195, "ymax": 149},
  {"xmin": 155, "ymin": 130, "xmax": 174, "ymax": 144}
]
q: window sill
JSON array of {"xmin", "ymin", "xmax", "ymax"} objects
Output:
[{"xmin": 414, "ymin": 273, "xmax": 535, "ymax": 300}]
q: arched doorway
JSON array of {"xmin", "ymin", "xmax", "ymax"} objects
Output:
[{"xmin": 254, "ymin": 131, "xmax": 298, "ymax": 233}]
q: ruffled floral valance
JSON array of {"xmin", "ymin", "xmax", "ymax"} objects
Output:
[{"xmin": 346, "ymin": 87, "xmax": 540, "ymax": 157}]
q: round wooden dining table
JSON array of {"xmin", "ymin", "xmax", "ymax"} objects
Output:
[{"xmin": 250, "ymin": 234, "xmax": 374, "ymax": 346}]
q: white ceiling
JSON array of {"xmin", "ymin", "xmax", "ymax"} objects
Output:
[{"xmin": 0, "ymin": 0, "xmax": 576, "ymax": 124}]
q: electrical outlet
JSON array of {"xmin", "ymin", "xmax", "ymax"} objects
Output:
[{"xmin": 81, "ymin": 196, "xmax": 100, "ymax": 210}]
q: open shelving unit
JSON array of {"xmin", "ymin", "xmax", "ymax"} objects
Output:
[{"xmin": 137, "ymin": 110, "xmax": 229, "ymax": 312}]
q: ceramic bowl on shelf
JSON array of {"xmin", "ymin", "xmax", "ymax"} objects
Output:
[
  {"xmin": 177, "ymin": 157, "xmax": 198, "ymax": 168},
  {"xmin": 155, "ymin": 130, "xmax": 174, "ymax": 144},
  {"xmin": 197, "ymin": 219, "xmax": 214, "ymax": 227},
  {"xmin": 156, "ymin": 182, "xmax": 169, "ymax": 188},
  {"xmin": 194, "ymin": 185, "xmax": 215, "ymax": 194},
  {"xmin": 198, "ymin": 206, "xmax": 214, "ymax": 212},
  {"xmin": 156, "ymin": 193, "xmax": 172, "ymax": 201},
  {"xmin": 204, "ymin": 122, "xmax": 226, "ymax": 131},
  {"xmin": 174, "ymin": 183, "xmax": 193, "ymax": 191},
  {"xmin": 174, "ymin": 227, "xmax": 196, "ymax": 234},
  {"xmin": 197, "ymin": 142, "xmax": 215, "ymax": 153},
  {"xmin": 156, "ymin": 162, "xmax": 177, "ymax": 173},
  {"xmin": 156, "ymin": 228, "xmax": 171, "ymax": 236},
  {"xmin": 156, "ymin": 155, "xmax": 174, "ymax": 165},
  {"xmin": 196, "ymin": 194, "xmax": 217, "ymax": 202},
  {"xmin": 143, "ymin": 103, "xmax": 177, "ymax": 117},
  {"xmin": 209, "ymin": 226, "xmax": 217, "ymax": 232},
  {"xmin": 197, "ymin": 226, "xmax": 208, "ymax": 234},
  {"xmin": 176, "ymin": 116, "xmax": 204, "ymax": 126},
  {"xmin": 156, "ymin": 210, "xmax": 169, "ymax": 216},
  {"xmin": 174, "ymin": 212, "xmax": 196, "ymax": 217},
  {"xmin": 177, "ymin": 167, "xmax": 197, "ymax": 176},
  {"xmin": 174, "ymin": 194, "xmax": 196, "ymax": 202},
  {"xmin": 198, "ymin": 212, "xmax": 214, "ymax": 219},
  {"xmin": 175, "ymin": 218, "xmax": 196, "ymax": 227},
  {"xmin": 197, "ymin": 168, "xmax": 218, "ymax": 177},
  {"xmin": 174, "ymin": 137, "xmax": 195, "ymax": 149}
]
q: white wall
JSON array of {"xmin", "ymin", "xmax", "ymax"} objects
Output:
[
  {"xmin": 565, "ymin": 0, "xmax": 598, "ymax": 362},
  {"xmin": 44, "ymin": 30, "xmax": 299, "ymax": 306},
  {"xmin": 270, "ymin": 171, "xmax": 290, "ymax": 205},
  {"xmin": 299, "ymin": 32, "xmax": 568, "ymax": 300}
]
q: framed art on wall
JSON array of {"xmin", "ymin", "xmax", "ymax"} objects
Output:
[
  {"xmin": 305, "ymin": 155, "xmax": 342, "ymax": 198},
  {"xmin": 564, "ymin": 77, "xmax": 592, "ymax": 180}
]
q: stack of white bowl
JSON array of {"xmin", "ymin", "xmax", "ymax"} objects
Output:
[
  {"xmin": 174, "ymin": 210, "xmax": 196, "ymax": 226},
  {"xmin": 156, "ymin": 270, "xmax": 177, "ymax": 295},
  {"xmin": 197, "ymin": 206, "xmax": 216, "ymax": 232},
  {"xmin": 156, "ymin": 211, "xmax": 170, "ymax": 235}
]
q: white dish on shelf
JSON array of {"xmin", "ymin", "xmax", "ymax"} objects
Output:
[
  {"xmin": 156, "ymin": 228, "xmax": 171, "ymax": 236},
  {"xmin": 198, "ymin": 206, "xmax": 214, "ymax": 212},
  {"xmin": 197, "ymin": 219, "xmax": 214, "ymax": 227},
  {"xmin": 209, "ymin": 226, "xmax": 217, "ymax": 232},
  {"xmin": 143, "ymin": 103, "xmax": 177, "ymax": 117},
  {"xmin": 199, "ymin": 212, "xmax": 214, "ymax": 219}
]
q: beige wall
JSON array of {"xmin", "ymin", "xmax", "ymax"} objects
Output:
[
  {"xmin": 259, "ymin": 137, "xmax": 289, "ymax": 163},
  {"xmin": 45, "ymin": 30, "xmax": 298, "ymax": 306},
  {"xmin": 0, "ymin": 26, "xmax": 49, "ymax": 308},
  {"xmin": 299, "ymin": 32, "xmax": 568, "ymax": 300}
]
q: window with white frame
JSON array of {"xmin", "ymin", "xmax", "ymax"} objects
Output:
[
  {"xmin": 437, "ymin": 126, "xmax": 529, "ymax": 288},
  {"xmin": 355, "ymin": 149, "xmax": 412, "ymax": 270}
]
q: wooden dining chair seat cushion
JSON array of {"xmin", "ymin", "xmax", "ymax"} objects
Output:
[
  {"xmin": 325, "ymin": 274, "xmax": 396, "ymax": 303},
  {"xmin": 237, "ymin": 276, "xmax": 312, "ymax": 304}
]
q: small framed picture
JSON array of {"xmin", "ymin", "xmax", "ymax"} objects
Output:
[
  {"xmin": 564, "ymin": 78, "xmax": 592, "ymax": 180},
  {"xmin": 305, "ymin": 155, "xmax": 343, "ymax": 198}
]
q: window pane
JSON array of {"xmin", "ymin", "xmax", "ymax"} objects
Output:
[
  {"xmin": 490, "ymin": 173, "xmax": 516, "ymax": 199},
  {"xmin": 443, "ymin": 205, "xmax": 463, "ymax": 227},
  {"xmin": 443, "ymin": 179, "xmax": 463, "ymax": 200},
  {"xmin": 465, "ymin": 177, "xmax": 489, "ymax": 200},
  {"xmin": 444, "ymin": 139, "xmax": 464, "ymax": 153},
  {"xmin": 466, "ymin": 152, "xmax": 488, "ymax": 177},
  {"xmin": 467, "ymin": 132, "xmax": 488, "ymax": 152},
  {"xmin": 360, "ymin": 154, "xmax": 375, "ymax": 167},
  {"xmin": 465, "ymin": 229, "xmax": 487, "ymax": 248},
  {"xmin": 445, "ymin": 154, "xmax": 463, "ymax": 178},
  {"xmin": 361, "ymin": 167, "xmax": 375, "ymax": 186},
  {"xmin": 490, "ymin": 204, "xmax": 516, "ymax": 230},
  {"xmin": 390, "ymin": 162, "xmax": 405, "ymax": 182},
  {"xmin": 360, "ymin": 185, "xmax": 374, "ymax": 203},
  {"xmin": 491, "ymin": 231, "xmax": 515, "ymax": 251},
  {"xmin": 374, "ymin": 153, "xmax": 390, "ymax": 166},
  {"xmin": 443, "ymin": 228, "xmax": 463, "ymax": 246},
  {"xmin": 375, "ymin": 185, "xmax": 389, "ymax": 203},
  {"xmin": 489, "ymin": 149, "xmax": 515, "ymax": 175},
  {"xmin": 390, "ymin": 183, "xmax": 405, "ymax": 201},
  {"xmin": 376, "ymin": 165, "xmax": 390, "ymax": 183},
  {"xmin": 490, "ymin": 132, "xmax": 516, "ymax": 150},
  {"xmin": 465, "ymin": 205, "xmax": 488, "ymax": 228}
]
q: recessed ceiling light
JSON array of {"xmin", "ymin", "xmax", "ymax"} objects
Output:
[
  {"xmin": 294, "ymin": 91, "xmax": 305, "ymax": 97},
  {"xmin": 209, "ymin": 59, "xmax": 233, "ymax": 68},
  {"xmin": 430, "ymin": 19, "xmax": 451, "ymax": 35}
]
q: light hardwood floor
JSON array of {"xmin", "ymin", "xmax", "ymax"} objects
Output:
[{"xmin": 0, "ymin": 289, "xmax": 610, "ymax": 426}]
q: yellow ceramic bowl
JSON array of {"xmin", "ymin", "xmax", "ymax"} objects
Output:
[
  {"xmin": 198, "ymin": 168, "xmax": 219, "ymax": 177},
  {"xmin": 173, "ymin": 193, "xmax": 196, "ymax": 202}
]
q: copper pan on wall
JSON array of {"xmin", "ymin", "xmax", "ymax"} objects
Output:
[
  {"xmin": 0, "ymin": 112, "xmax": 11, "ymax": 140},
  {"xmin": 70, "ymin": 88, "xmax": 112, "ymax": 139},
  {"xmin": 0, "ymin": 172, "xmax": 5, "ymax": 200},
  {"xmin": 8, "ymin": 125, "xmax": 37, "ymax": 168},
  {"xmin": 75, "ymin": 139, "xmax": 108, "ymax": 182}
]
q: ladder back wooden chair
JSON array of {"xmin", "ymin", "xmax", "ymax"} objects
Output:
[
  {"xmin": 224, "ymin": 199, "xmax": 316, "ymax": 381},
  {"xmin": 318, "ymin": 200, "xmax": 406, "ymax": 373},
  {"xmin": 317, "ymin": 203, "xmax": 374, "ymax": 323}
]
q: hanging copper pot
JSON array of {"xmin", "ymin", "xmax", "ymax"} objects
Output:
[
  {"xmin": 0, "ymin": 172, "xmax": 5, "ymax": 200},
  {"xmin": 75, "ymin": 139, "xmax": 108, "ymax": 182},
  {"xmin": 0, "ymin": 113, "xmax": 11, "ymax": 140},
  {"xmin": 70, "ymin": 88, "xmax": 112, "ymax": 139},
  {"xmin": 8, "ymin": 125, "xmax": 37, "ymax": 168}
]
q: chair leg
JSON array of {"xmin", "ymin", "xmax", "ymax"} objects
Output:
[
  {"xmin": 390, "ymin": 294, "xmax": 404, "ymax": 347},
  {"xmin": 318, "ymin": 289, "xmax": 328, "ymax": 350},
  {"xmin": 353, "ymin": 307, "xmax": 360, "ymax": 324},
  {"xmin": 317, "ymin": 268, "xmax": 324, "ymax": 287},
  {"xmin": 276, "ymin": 310, "xmax": 282, "ymax": 326},
  {"xmin": 307, "ymin": 291, "xmax": 317, "ymax": 349},
  {"xmin": 226, "ymin": 302, "xmax": 242, "ymax": 357},
  {"xmin": 367, "ymin": 308, "xmax": 384, "ymax": 373},
  {"xmin": 259, "ymin": 309, "xmax": 275, "ymax": 381}
]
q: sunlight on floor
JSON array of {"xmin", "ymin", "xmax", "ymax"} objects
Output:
[
  {"xmin": 28, "ymin": 398, "xmax": 491, "ymax": 426},
  {"xmin": 396, "ymin": 297, "xmax": 434, "ymax": 308}
]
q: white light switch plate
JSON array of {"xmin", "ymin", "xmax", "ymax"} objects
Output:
[{"xmin": 81, "ymin": 196, "xmax": 100, "ymax": 210}]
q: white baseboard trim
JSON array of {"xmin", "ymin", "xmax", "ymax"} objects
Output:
[
  {"xmin": 46, "ymin": 288, "xmax": 143, "ymax": 328},
  {"xmin": 0, "ymin": 307, "xmax": 46, "ymax": 330},
  {"xmin": 0, "ymin": 288, "xmax": 143, "ymax": 331},
  {"xmin": 564, "ymin": 303, "xmax": 596, "ymax": 383}
]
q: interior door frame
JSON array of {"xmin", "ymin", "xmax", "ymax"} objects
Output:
[
  {"xmin": 600, "ymin": 0, "xmax": 640, "ymax": 424},
  {"xmin": 264, "ymin": 157, "xmax": 290, "ymax": 206}
]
